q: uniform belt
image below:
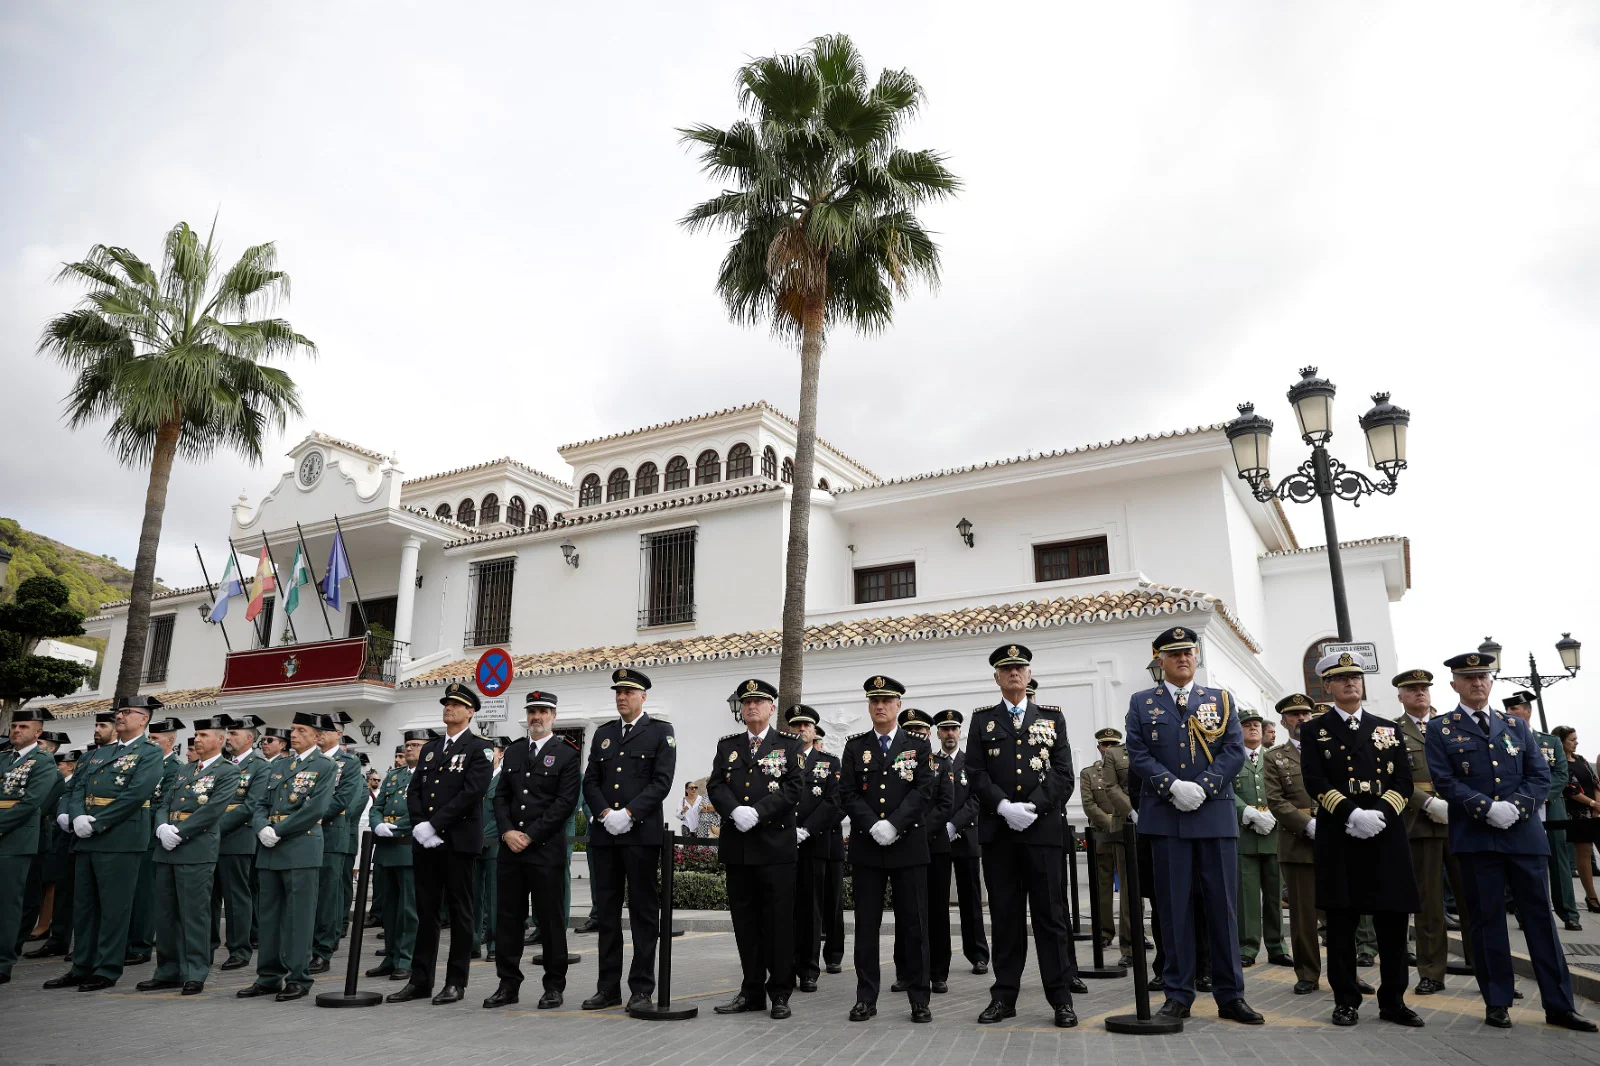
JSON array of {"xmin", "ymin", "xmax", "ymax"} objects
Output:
[
  {"xmin": 1414, "ymin": 782, "xmax": 1435, "ymax": 794},
  {"xmin": 1347, "ymin": 779, "xmax": 1381, "ymax": 794},
  {"xmin": 0, "ymin": 800, "xmax": 17, "ymax": 809},
  {"xmin": 171, "ymin": 811, "xmax": 194, "ymax": 822},
  {"xmin": 1252, "ymin": 804, "xmax": 1269, "ymax": 811},
  {"xmin": 269, "ymin": 813, "xmax": 289, "ymax": 823},
  {"xmin": 225, "ymin": 803, "xmax": 242, "ymax": 811},
  {"xmin": 86, "ymin": 796, "xmax": 150, "ymax": 808},
  {"xmin": 382, "ymin": 815, "xmax": 399, "ymax": 823}
]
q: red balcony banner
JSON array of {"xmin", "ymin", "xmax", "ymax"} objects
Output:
[{"xmin": 221, "ymin": 637, "xmax": 369, "ymax": 693}]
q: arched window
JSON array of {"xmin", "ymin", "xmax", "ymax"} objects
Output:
[
  {"xmin": 665, "ymin": 455, "xmax": 690, "ymax": 491},
  {"xmin": 726, "ymin": 443, "xmax": 753, "ymax": 480},
  {"xmin": 781, "ymin": 457, "xmax": 794, "ymax": 483},
  {"xmin": 1301, "ymin": 638, "xmax": 1344, "ymax": 706},
  {"xmin": 696, "ymin": 449, "xmax": 721, "ymax": 485},
  {"xmin": 435, "ymin": 502, "xmax": 452, "ymax": 520},
  {"xmin": 458, "ymin": 498, "xmax": 477, "ymax": 526},
  {"xmin": 480, "ymin": 493, "xmax": 501, "ymax": 525},
  {"xmin": 607, "ymin": 467, "xmax": 630, "ymax": 502},
  {"xmin": 636, "ymin": 462, "xmax": 659, "ymax": 496},
  {"xmin": 761, "ymin": 446, "xmax": 777, "ymax": 480},
  {"xmin": 506, "ymin": 496, "xmax": 526, "ymax": 527},
  {"xmin": 579, "ymin": 474, "xmax": 602, "ymax": 507},
  {"xmin": 816, "ymin": 477, "xmax": 829, "ymax": 491},
  {"xmin": 530, "ymin": 504, "xmax": 548, "ymax": 527}
]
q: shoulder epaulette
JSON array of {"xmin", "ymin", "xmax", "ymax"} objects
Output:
[
  {"xmin": 848, "ymin": 729, "xmax": 872, "ymax": 740},
  {"xmin": 972, "ymin": 705, "xmax": 991, "ymax": 715},
  {"xmin": 721, "ymin": 731, "xmax": 743, "ymax": 741},
  {"xmin": 1038, "ymin": 704, "xmax": 1063, "ymax": 714},
  {"xmin": 777, "ymin": 730, "xmax": 800, "ymax": 739},
  {"xmin": 562, "ymin": 736, "xmax": 580, "ymax": 751}
]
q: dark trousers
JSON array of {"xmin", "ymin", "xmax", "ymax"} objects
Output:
[
  {"xmin": 823, "ymin": 859, "xmax": 845, "ymax": 966},
  {"xmin": 1326, "ymin": 908, "xmax": 1407, "ymax": 1010},
  {"xmin": 983, "ymin": 839, "xmax": 1072, "ymax": 1006},
  {"xmin": 1282, "ymin": 861, "xmax": 1320, "ymax": 983},
  {"xmin": 127, "ymin": 847, "xmax": 155, "ymax": 956},
  {"xmin": 14, "ymin": 854, "xmax": 43, "ymax": 954},
  {"xmin": 793, "ymin": 853, "xmax": 826, "ymax": 983},
  {"xmin": 495, "ymin": 860, "xmax": 568, "ymax": 993},
  {"xmin": 1459, "ymin": 852, "xmax": 1574, "ymax": 1011},
  {"xmin": 1149, "ymin": 836, "xmax": 1244, "ymax": 1007},
  {"xmin": 255, "ymin": 866, "xmax": 318, "ymax": 988},
  {"xmin": 376, "ymin": 865, "xmax": 416, "ymax": 970},
  {"xmin": 953, "ymin": 855, "xmax": 989, "ymax": 967},
  {"xmin": 152, "ymin": 863, "xmax": 216, "ymax": 984},
  {"xmin": 44, "ymin": 851, "xmax": 73, "ymax": 954},
  {"xmin": 928, "ymin": 854, "xmax": 955, "ymax": 982},
  {"xmin": 411, "ymin": 846, "xmax": 479, "ymax": 990},
  {"xmin": 728, "ymin": 862, "xmax": 796, "ymax": 1002},
  {"xmin": 0, "ymin": 856, "xmax": 30, "ymax": 976},
  {"xmin": 852, "ymin": 863, "xmax": 928, "ymax": 1006},
  {"xmin": 70, "ymin": 851, "xmax": 140, "ymax": 981},
  {"xmin": 473, "ymin": 853, "xmax": 497, "ymax": 949},
  {"xmin": 591, "ymin": 844, "xmax": 659, "ymax": 997},
  {"xmin": 211, "ymin": 853, "xmax": 255, "ymax": 959}
]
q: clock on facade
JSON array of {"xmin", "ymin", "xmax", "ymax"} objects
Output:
[{"xmin": 298, "ymin": 450, "xmax": 325, "ymax": 487}]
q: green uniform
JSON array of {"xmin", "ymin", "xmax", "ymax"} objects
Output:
[
  {"xmin": 1536, "ymin": 730, "xmax": 1578, "ymax": 924},
  {"xmin": 63, "ymin": 735, "xmax": 165, "ymax": 982},
  {"xmin": 128, "ymin": 751, "xmax": 182, "ymax": 959},
  {"xmin": 369, "ymin": 764, "xmax": 416, "ymax": 971},
  {"xmin": 1400, "ymin": 709, "xmax": 1471, "ymax": 980},
  {"xmin": 474, "ymin": 772, "xmax": 500, "ymax": 952},
  {"xmin": 1234, "ymin": 746, "xmax": 1284, "ymax": 962},
  {"xmin": 152, "ymin": 755, "xmax": 241, "ymax": 984},
  {"xmin": 311, "ymin": 748, "xmax": 362, "ymax": 962},
  {"xmin": 0, "ymin": 744, "xmax": 64, "ymax": 977},
  {"xmin": 251, "ymin": 749, "xmax": 337, "ymax": 990},
  {"xmin": 16, "ymin": 770, "xmax": 65, "ymax": 953},
  {"xmin": 1079, "ymin": 758, "xmax": 1132, "ymax": 949},
  {"xmin": 210, "ymin": 750, "xmax": 271, "ymax": 963}
]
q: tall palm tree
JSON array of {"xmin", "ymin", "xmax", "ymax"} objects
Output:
[
  {"xmin": 38, "ymin": 220, "xmax": 315, "ymax": 699},
  {"xmin": 680, "ymin": 33, "xmax": 959, "ymax": 706}
]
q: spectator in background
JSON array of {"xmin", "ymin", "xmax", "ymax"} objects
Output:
[
  {"xmin": 1554, "ymin": 726, "xmax": 1600, "ymax": 913},
  {"xmin": 679, "ymin": 780, "xmax": 719, "ymax": 838}
]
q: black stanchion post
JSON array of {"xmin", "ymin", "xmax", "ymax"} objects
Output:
[
  {"xmin": 628, "ymin": 827, "xmax": 697, "ymax": 1021},
  {"xmin": 1080, "ymin": 829, "xmax": 1127, "ymax": 978},
  {"xmin": 1447, "ymin": 917, "xmax": 1475, "ymax": 976},
  {"xmin": 1104, "ymin": 823, "xmax": 1180, "ymax": 1033},
  {"xmin": 1067, "ymin": 825, "xmax": 1093, "ymax": 941},
  {"xmin": 316, "ymin": 832, "xmax": 383, "ymax": 1007}
]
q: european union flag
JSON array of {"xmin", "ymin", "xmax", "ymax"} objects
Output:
[{"xmin": 322, "ymin": 531, "xmax": 352, "ymax": 611}]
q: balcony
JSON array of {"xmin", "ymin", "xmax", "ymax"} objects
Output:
[{"xmin": 219, "ymin": 633, "xmax": 409, "ymax": 695}]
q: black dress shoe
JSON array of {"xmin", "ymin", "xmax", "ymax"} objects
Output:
[
  {"xmin": 363, "ymin": 914, "xmax": 382, "ymax": 928},
  {"xmin": 1485, "ymin": 1006, "xmax": 1512, "ymax": 1028},
  {"xmin": 483, "ymin": 985, "xmax": 520, "ymax": 1009},
  {"xmin": 582, "ymin": 990, "xmax": 622, "ymax": 1010},
  {"xmin": 909, "ymin": 1002, "xmax": 931, "ymax": 1023},
  {"xmin": 24, "ymin": 945, "xmax": 66, "ymax": 959},
  {"xmin": 1117, "ymin": 955, "xmax": 1134, "ymax": 968},
  {"xmin": 365, "ymin": 965, "xmax": 394, "ymax": 978},
  {"xmin": 1355, "ymin": 978, "xmax": 1375, "ymax": 994},
  {"xmin": 530, "ymin": 953, "xmax": 583, "ymax": 964},
  {"xmin": 1195, "ymin": 976, "xmax": 1212, "ymax": 993},
  {"xmin": 1565, "ymin": 919, "xmax": 1584, "ymax": 932},
  {"xmin": 1055, "ymin": 1004, "xmax": 1078, "ymax": 1028},
  {"xmin": 575, "ymin": 917, "xmax": 601, "ymax": 934},
  {"xmin": 1355, "ymin": 953, "xmax": 1375, "ymax": 967},
  {"xmin": 626, "ymin": 992, "xmax": 653, "ymax": 1013},
  {"xmin": 136, "ymin": 978, "xmax": 181, "ymax": 991},
  {"xmin": 236, "ymin": 983, "xmax": 280, "ymax": 998},
  {"xmin": 432, "ymin": 985, "xmax": 464, "ymax": 1005},
  {"xmin": 1380, "ymin": 1006, "xmax": 1424, "ymax": 1027},
  {"xmin": 890, "ymin": 979, "xmax": 909, "ymax": 993},
  {"xmin": 1218, "ymin": 999, "xmax": 1263, "ymax": 1025},
  {"xmin": 826, "ymin": 962, "xmax": 844, "ymax": 974},
  {"xmin": 931, "ymin": 980, "xmax": 948, "ymax": 994},
  {"xmin": 1157, "ymin": 1000, "xmax": 1190, "ymax": 1019},
  {"xmin": 375, "ymin": 948, "xmax": 388, "ymax": 957},
  {"xmin": 1146, "ymin": 975, "xmax": 1166, "ymax": 991},
  {"xmin": 1546, "ymin": 1009, "xmax": 1599, "ymax": 1032},
  {"xmin": 1293, "ymin": 980, "xmax": 1319, "ymax": 995},
  {"xmin": 1332, "ymin": 1005, "xmax": 1359, "ymax": 1026},
  {"xmin": 1406, "ymin": 952, "xmax": 1417, "ymax": 965},
  {"xmin": 798, "ymin": 977, "xmax": 818, "ymax": 993},
  {"xmin": 1240, "ymin": 955, "xmax": 1255, "ymax": 968},
  {"xmin": 486, "ymin": 948, "xmax": 496, "ymax": 961},
  {"xmin": 1414, "ymin": 977, "xmax": 1445, "ymax": 995},
  {"xmin": 978, "ymin": 999, "xmax": 1016, "ymax": 1024},
  {"xmin": 849, "ymin": 1001, "xmax": 877, "ymax": 1022},
  {"xmin": 1069, "ymin": 977, "xmax": 1088, "ymax": 994},
  {"xmin": 386, "ymin": 984, "xmax": 432, "ymax": 1003},
  {"xmin": 537, "ymin": 990, "xmax": 563, "ymax": 1009},
  {"xmin": 275, "ymin": 983, "xmax": 308, "ymax": 1002},
  {"xmin": 714, "ymin": 993, "xmax": 766, "ymax": 1014},
  {"xmin": 1269, "ymin": 953, "xmax": 1294, "ymax": 966},
  {"xmin": 220, "ymin": 955, "xmax": 250, "ymax": 971},
  {"xmin": 0, "ymin": 974, "xmax": 8, "ymax": 985},
  {"xmin": 469, "ymin": 947, "xmax": 482, "ymax": 960},
  {"xmin": 971, "ymin": 961, "xmax": 988, "ymax": 975},
  {"xmin": 182, "ymin": 982, "xmax": 205, "ymax": 996},
  {"xmin": 390, "ymin": 969, "xmax": 412, "ymax": 981},
  {"xmin": 78, "ymin": 975, "xmax": 115, "ymax": 992},
  {"xmin": 308, "ymin": 956, "xmax": 329, "ymax": 975},
  {"xmin": 770, "ymin": 998, "xmax": 792, "ymax": 1020},
  {"xmin": 123, "ymin": 953, "xmax": 151, "ymax": 966}
]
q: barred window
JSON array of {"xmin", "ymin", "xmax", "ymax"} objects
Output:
[
  {"xmin": 579, "ymin": 474, "xmax": 602, "ymax": 507},
  {"xmin": 639, "ymin": 527, "xmax": 696, "ymax": 627},
  {"xmin": 435, "ymin": 502, "xmax": 452, "ymax": 520},
  {"xmin": 781, "ymin": 457, "xmax": 793, "ymax": 483},
  {"xmin": 726, "ymin": 443, "xmax": 753, "ymax": 480},
  {"xmin": 458, "ymin": 498, "xmax": 477, "ymax": 527},
  {"xmin": 144, "ymin": 614, "xmax": 176, "ymax": 681},
  {"xmin": 854, "ymin": 562, "xmax": 916, "ymax": 604},
  {"xmin": 696, "ymin": 450, "xmax": 721, "ymax": 485},
  {"xmin": 607, "ymin": 467, "xmax": 630, "ymax": 502},
  {"xmin": 466, "ymin": 558, "xmax": 515, "ymax": 646},
  {"xmin": 761, "ymin": 446, "xmax": 777, "ymax": 479},
  {"xmin": 1033, "ymin": 536, "xmax": 1110, "ymax": 582},
  {"xmin": 506, "ymin": 496, "xmax": 527, "ymax": 527},
  {"xmin": 530, "ymin": 504, "xmax": 548, "ymax": 527},
  {"xmin": 665, "ymin": 456, "xmax": 690, "ymax": 491},
  {"xmin": 480, "ymin": 493, "xmax": 501, "ymax": 525},
  {"xmin": 636, "ymin": 462, "xmax": 659, "ymax": 496}
]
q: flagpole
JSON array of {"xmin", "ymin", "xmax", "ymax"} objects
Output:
[
  {"xmin": 296, "ymin": 521, "xmax": 335, "ymax": 639},
  {"xmin": 259, "ymin": 535, "xmax": 298, "ymax": 643},
  {"xmin": 228, "ymin": 537, "xmax": 253, "ymax": 646},
  {"xmin": 194, "ymin": 544, "xmax": 232, "ymax": 652},
  {"xmin": 331, "ymin": 514, "xmax": 370, "ymax": 634}
]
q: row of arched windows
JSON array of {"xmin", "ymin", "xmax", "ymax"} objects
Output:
[
  {"xmin": 576, "ymin": 445, "xmax": 831, "ymax": 506},
  {"xmin": 428, "ymin": 495, "xmax": 547, "ymax": 529}
]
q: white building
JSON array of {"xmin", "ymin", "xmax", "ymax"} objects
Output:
[{"xmin": 41, "ymin": 403, "xmax": 1409, "ymax": 817}]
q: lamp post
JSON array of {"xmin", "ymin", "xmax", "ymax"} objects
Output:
[
  {"xmin": 1227, "ymin": 367, "xmax": 1411, "ymax": 642},
  {"xmin": 1477, "ymin": 634, "xmax": 1581, "ymax": 734}
]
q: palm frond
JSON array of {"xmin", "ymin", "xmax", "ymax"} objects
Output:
[
  {"xmin": 739, "ymin": 53, "xmax": 821, "ymax": 124},
  {"xmin": 809, "ymin": 34, "xmax": 867, "ymax": 93}
]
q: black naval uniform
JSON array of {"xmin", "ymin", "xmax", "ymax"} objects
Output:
[
  {"xmin": 494, "ymin": 733, "xmax": 582, "ymax": 997},
  {"xmin": 405, "ymin": 726, "xmax": 494, "ymax": 995},
  {"xmin": 794, "ymin": 745, "xmax": 842, "ymax": 986},
  {"xmin": 1300, "ymin": 706, "xmax": 1419, "ymax": 1015},
  {"xmin": 708, "ymin": 725, "xmax": 807, "ymax": 1006},
  {"xmin": 823, "ymin": 792, "xmax": 847, "ymax": 970},
  {"xmin": 930, "ymin": 746, "xmax": 986, "ymax": 980},
  {"xmin": 840, "ymin": 726, "xmax": 936, "ymax": 1010}
]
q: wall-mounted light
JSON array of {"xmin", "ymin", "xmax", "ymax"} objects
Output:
[
  {"xmin": 561, "ymin": 540, "xmax": 580, "ymax": 569},
  {"xmin": 359, "ymin": 717, "xmax": 377, "ymax": 744},
  {"xmin": 1147, "ymin": 657, "xmax": 1164, "ymax": 684},
  {"xmin": 956, "ymin": 517, "xmax": 974, "ymax": 548},
  {"xmin": 415, "ymin": 573, "xmax": 424, "ymax": 589},
  {"xmin": 197, "ymin": 603, "xmax": 213, "ymax": 623}
]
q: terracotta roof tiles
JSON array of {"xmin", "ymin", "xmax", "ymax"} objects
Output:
[{"xmin": 38, "ymin": 687, "xmax": 220, "ymax": 719}]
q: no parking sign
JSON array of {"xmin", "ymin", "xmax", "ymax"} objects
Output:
[{"xmin": 475, "ymin": 647, "xmax": 513, "ymax": 697}]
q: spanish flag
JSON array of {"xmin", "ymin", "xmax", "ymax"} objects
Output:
[{"xmin": 244, "ymin": 546, "xmax": 275, "ymax": 621}]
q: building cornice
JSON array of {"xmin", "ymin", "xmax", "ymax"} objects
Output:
[{"xmin": 403, "ymin": 457, "xmax": 575, "ymax": 495}]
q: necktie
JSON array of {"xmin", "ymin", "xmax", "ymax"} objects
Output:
[
  {"xmin": 879, "ymin": 734, "xmax": 891, "ymax": 757},
  {"xmin": 622, "ymin": 723, "xmax": 633, "ymax": 742},
  {"xmin": 1476, "ymin": 711, "xmax": 1490, "ymax": 735}
]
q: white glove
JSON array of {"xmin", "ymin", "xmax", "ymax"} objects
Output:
[
  {"xmin": 869, "ymin": 819, "xmax": 900, "ymax": 846},
  {"xmin": 1169, "ymin": 781, "xmax": 1206, "ymax": 812},
  {"xmin": 1241, "ymin": 807, "xmax": 1262, "ymax": 830},
  {"xmin": 373, "ymin": 822, "xmax": 395, "ymax": 838},
  {"xmin": 258, "ymin": 826, "xmax": 280, "ymax": 847},
  {"xmin": 1487, "ymin": 800, "xmax": 1519, "ymax": 830},
  {"xmin": 997, "ymin": 799, "xmax": 1038, "ymax": 831},
  {"xmin": 72, "ymin": 815, "xmax": 95, "ymax": 838},
  {"xmin": 156, "ymin": 823, "xmax": 181, "ymax": 850},
  {"xmin": 946, "ymin": 822, "xmax": 959, "ymax": 842},
  {"xmin": 412, "ymin": 820, "xmax": 438, "ymax": 846},
  {"xmin": 1423, "ymin": 796, "xmax": 1448, "ymax": 824},
  {"xmin": 731, "ymin": 806, "xmax": 760, "ymax": 833},
  {"xmin": 1127, "ymin": 809, "xmax": 1138, "ymax": 825},
  {"xmin": 1304, "ymin": 817, "xmax": 1317, "ymax": 840},
  {"xmin": 57, "ymin": 813, "xmax": 70, "ymax": 831},
  {"xmin": 796, "ymin": 827, "xmax": 810, "ymax": 844},
  {"xmin": 421, "ymin": 831, "xmax": 445, "ymax": 848},
  {"xmin": 601, "ymin": 809, "xmax": 633, "ymax": 836},
  {"xmin": 1345, "ymin": 809, "xmax": 1386, "ymax": 839},
  {"xmin": 1252, "ymin": 808, "xmax": 1276, "ymax": 834}
]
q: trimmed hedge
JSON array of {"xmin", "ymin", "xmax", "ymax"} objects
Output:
[{"xmin": 672, "ymin": 871, "xmax": 729, "ymax": 909}]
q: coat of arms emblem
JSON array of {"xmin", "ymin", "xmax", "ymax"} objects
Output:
[{"xmin": 282, "ymin": 655, "xmax": 300, "ymax": 679}]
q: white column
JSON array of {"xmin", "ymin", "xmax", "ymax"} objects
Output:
[{"xmin": 393, "ymin": 536, "xmax": 423, "ymax": 660}]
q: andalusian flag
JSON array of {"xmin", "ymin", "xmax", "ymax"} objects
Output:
[
  {"xmin": 244, "ymin": 547, "xmax": 275, "ymax": 621},
  {"xmin": 283, "ymin": 544, "xmax": 312, "ymax": 615},
  {"xmin": 207, "ymin": 553, "xmax": 243, "ymax": 623}
]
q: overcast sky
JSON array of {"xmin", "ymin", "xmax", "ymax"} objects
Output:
[{"xmin": 3, "ymin": 4, "xmax": 1596, "ymax": 732}]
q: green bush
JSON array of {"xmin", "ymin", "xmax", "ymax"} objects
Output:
[
  {"xmin": 572, "ymin": 809, "xmax": 587, "ymax": 852},
  {"xmin": 672, "ymin": 870, "xmax": 728, "ymax": 910}
]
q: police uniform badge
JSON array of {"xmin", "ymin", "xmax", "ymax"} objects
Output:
[
  {"xmin": 728, "ymin": 750, "xmax": 739, "ymax": 763},
  {"xmin": 425, "ymin": 751, "xmax": 435, "ymax": 761},
  {"xmin": 986, "ymin": 720, "xmax": 995, "ymax": 733},
  {"xmin": 601, "ymin": 738, "xmax": 611, "ymax": 750},
  {"xmin": 666, "ymin": 736, "xmax": 676, "ymax": 748}
]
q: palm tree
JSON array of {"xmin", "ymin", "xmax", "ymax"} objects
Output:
[
  {"xmin": 38, "ymin": 220, "xmax": 315, "ymax": 699},
  {"xmin": 680, "ymin": 33, "xmax": 959, "ymax": 706}
]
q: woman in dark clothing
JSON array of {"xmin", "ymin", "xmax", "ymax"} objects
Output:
[{"xmin": 1554, "ymin": 726, "xmax": 1600, "ymax": 913}]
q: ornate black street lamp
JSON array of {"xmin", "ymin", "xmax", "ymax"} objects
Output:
[
  {"xmin": 1227, "ymin": 367, "xmax": 1411, "ymax": 642},
  {"xmin": 1477, "ymin": 634, "xmax": 1582, "ymax": 733}
]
